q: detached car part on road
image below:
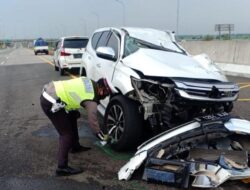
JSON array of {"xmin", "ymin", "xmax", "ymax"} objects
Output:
[
  {"xmin": 82, "ymin": 27, "xmax": 239, "ymax": 150},
  {"xmin": 54, "ymin": 36, "xmax": 88, "ymax": 75},
  {"xmin": 118, "ymin": 113, "xmax": 250, "ymax": 188}
]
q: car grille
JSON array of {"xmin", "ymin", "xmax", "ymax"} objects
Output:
[{"xmin": 173, "ymin": 81, "xmax": 239, "ymax": 101}]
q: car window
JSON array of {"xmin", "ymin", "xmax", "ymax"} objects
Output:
[
  {"xmin": 63, "ymin": 38, "xmax": 88, "ymax": 49},
  {"xmin": 106, "ymin": 33, "xmax": 119, "ymax": 60},
  {"xmin": 91, "ymin": 32, "xmax": 102, "ymax": 49},
  {"xmin": 124, "ymin": 35, "xmax": 139, "ymax": 57},
  {"xmin": 35, "ymin": 40, "xmax": 48, "ymax": 46},
  {"xmin": 96, "ymin": 31, "xmax": 110, "ymax": 49}
]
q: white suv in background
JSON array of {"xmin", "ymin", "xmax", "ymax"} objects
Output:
[{"xmin": 53, "ymin": 36, "xmax": 88, "ymax": 75}]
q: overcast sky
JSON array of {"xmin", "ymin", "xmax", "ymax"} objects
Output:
[{"xmin": 0, "ymin": 0, "xmax": 249, "ymax": 39}]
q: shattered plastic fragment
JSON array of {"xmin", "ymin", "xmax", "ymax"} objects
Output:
[
  {"xmin": 118, "ymin": 151, "xmax": 147, "ymax": 180},
  {"xmin": 118, "ymin": 116, "xmax": 250, "ymax": 188},
  {"xmin": 156, "ymin": 149, "xmax": 165, "ymax": 159},
  {"xmin": 192, "ymin": 164, "xmax": 231, "ymax": 188}
]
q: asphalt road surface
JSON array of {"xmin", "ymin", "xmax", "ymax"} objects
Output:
[{"xmin": 0, "ymin": 47, "xmax": 250, "ymax": 190}]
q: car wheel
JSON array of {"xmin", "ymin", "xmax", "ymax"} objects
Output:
[
  {"xmin": 34, "ymin": 52, "xmax": 37, "ymax": 55},
  {"xmin": 59, "ymin": 66, "xmax": 64, "ymax": 76},
  {"xmin": 104, "ymin": 95, "xmax": 143, "ymax": 150},
  {"xmin": 54, "ymin": 61, "xmax": 59, "ymax": 71},
  {"xmin": 80, "ymin": 68, "xmax": 86, "ymax": 76},
  {"xmin": 55, "ymin": 65, "xmax": 59, "ymax": 71}
]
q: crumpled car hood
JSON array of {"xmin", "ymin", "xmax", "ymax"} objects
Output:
[{"xmin": 123, "ymin": 49, "xmax": 227, "ymax": 81}]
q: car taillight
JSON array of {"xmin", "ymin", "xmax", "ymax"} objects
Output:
[{"xmin": 60, "ymin": 49, "xmax": 71, "ymax": 56}]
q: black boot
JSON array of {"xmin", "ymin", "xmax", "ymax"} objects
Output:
[{"xmin": 56, "ymin": 166, "xmax": 83, "ymax": 176}]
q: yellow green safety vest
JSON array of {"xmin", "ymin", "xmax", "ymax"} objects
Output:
[{"xmin": 53, "ymin": 77, "xmax": 95, "ymax": 111}]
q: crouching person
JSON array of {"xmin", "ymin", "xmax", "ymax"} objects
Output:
[{"xmin": 40, "ymin": 77, "xmax": 113, "ymax": 176}]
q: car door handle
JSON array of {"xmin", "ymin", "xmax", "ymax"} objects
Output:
[{"xmin": 96, "ymin": 63, "xmax": 101, "ymax": 68}]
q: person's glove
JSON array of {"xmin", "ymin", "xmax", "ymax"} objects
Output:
[
  {"xmin": 103, "ymin": 134, "xmax": 109, "ymax": 141},
  {"xmin": 96, "ymin": 131, "xmax": 109, "ymax": 146}
]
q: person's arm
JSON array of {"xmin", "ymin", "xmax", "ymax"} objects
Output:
[
  {"xmin": 81, "ymin": 101, "xmax": 109, "ymax": 142},
  {"xmin": 81, "ymin": 101, "xmax": 100, "ymax": 134}
]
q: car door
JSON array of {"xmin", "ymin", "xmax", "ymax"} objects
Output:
[
  {"xmin": 94, "ymin": 30, "xmax": 121, "ymax": 108},
  {"xmin": 82, "ymin": 31, "xmax": 109, "ymax": 78},
  {"xmin": 91, "ymin": 31, "xmax": 112, "ymax": 80},
  {"xmin": 94, "ymin": 30, "xmax": 120, "ymax": 82}
]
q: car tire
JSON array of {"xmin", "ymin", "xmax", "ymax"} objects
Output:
[
  {"xmin": 80, "ymin": 68, "xmax": 86, "ymax": 76},
  {"xmin": 104, "ymin": 95, "xmax": 143, "ymax": 150},
  {"xmin": 59, "ymin": 66, "xmax": 64, "ymax": 76},
  {"xmin": 54, "ymin": 61, "xmax": 59, "ymax": 71},
  {"xmin": 34, "ymin": 52, "xmax": 37, "ymax": 55},
  {"xmin": 55, "ymin": 65, "xmax": 59, "ymax": 71}
]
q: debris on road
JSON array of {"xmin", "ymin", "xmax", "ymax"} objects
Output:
[{"xmin": 118, "ymin": 113, "xmax": 250, "ymax": 188}]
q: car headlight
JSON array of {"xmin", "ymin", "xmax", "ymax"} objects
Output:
[{"xmin": 131, "ymin": 76, "xmax": 142, "ymax": 89}]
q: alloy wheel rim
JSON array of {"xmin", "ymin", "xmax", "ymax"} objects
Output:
[{"xmin": 106, "ymin": 104, "xmax": 125, "ymax": 143}]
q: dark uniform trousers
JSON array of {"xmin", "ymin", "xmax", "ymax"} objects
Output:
[{"xmin": 40, "ymin": 95, "xmax": 80, "ymax": 167}]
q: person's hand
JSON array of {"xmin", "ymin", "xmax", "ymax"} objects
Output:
[
  {"xmin": 96, "ymin": 131, "xmax": 107, "ymax": 141},
  {"xmin": 103, "ymin": 134, "xmax": 109, "ymax": 141},
  {"xmin": 96, "ymin": 131, "xmax": 109, "ymax": 146}
]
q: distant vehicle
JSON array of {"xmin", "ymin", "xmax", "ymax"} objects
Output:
[
  {"xmin": 53, "ymin": 36, "xmax": 89, "ymax": 75},
  {"xmin": 82, "ymin": 27, "xmax": 239, "ymax": 150},
  {"xmin": 34, "ymin": 38, "xmax": 49, "ymax": 55}
]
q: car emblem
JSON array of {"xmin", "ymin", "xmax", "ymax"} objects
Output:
[{"xmin": 209, "ymin": 86, "xmax": 221, "ymax": 98}]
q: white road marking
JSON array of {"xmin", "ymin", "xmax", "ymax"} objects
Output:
[{"xmin": 1, "ymin": 61, "xmax": 5, "ymax": 65}]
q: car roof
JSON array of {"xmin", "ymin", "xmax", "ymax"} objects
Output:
[
  {"xmin": 60, "ymin": 36, "xmax": 89, "ymax": 40},
  {"xmin": 93, "ymin": 27, "xmax": 173, "ymax": 34},
  {"xmin": 93, "ymin": 27, "xmax": 175, "ymax": 43}
]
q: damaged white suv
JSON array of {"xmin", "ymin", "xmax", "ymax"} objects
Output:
[{"xmin": 82, "ymin": 27, "xmax": 239, "ymax": 150}]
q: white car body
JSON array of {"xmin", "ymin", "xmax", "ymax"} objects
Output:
[
  {"xmin": 82, "ymin": 27, "xmax": 239, "ymax": 150},
  {"xmin": 53, "ymin": 36, "xmax": 88, "ymax": 75}
]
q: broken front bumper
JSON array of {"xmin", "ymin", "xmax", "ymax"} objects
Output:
[{"xmin": 118, "ymin": 113, "xmax": 250, "ymax": 187}]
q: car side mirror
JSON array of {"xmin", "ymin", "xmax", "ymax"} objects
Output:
[{"xmin": 96, "ymin": 47, "xmax": 116, "ymax": 61}]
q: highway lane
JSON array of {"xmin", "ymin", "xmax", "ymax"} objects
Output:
[
  {"xmin": 0, "ymin": 47, "xmax": 53, "ymax": 66},
  {"xmin": 0, "ymin": 47, "xmax": 249, "ymax": 190},
  {"xmin": 0, "ymin": 47, "xmax": 128, "ymax": 190},
  {"xmin": 0, "ymin": 47, "xmax": 16, "ymax": 65}
]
